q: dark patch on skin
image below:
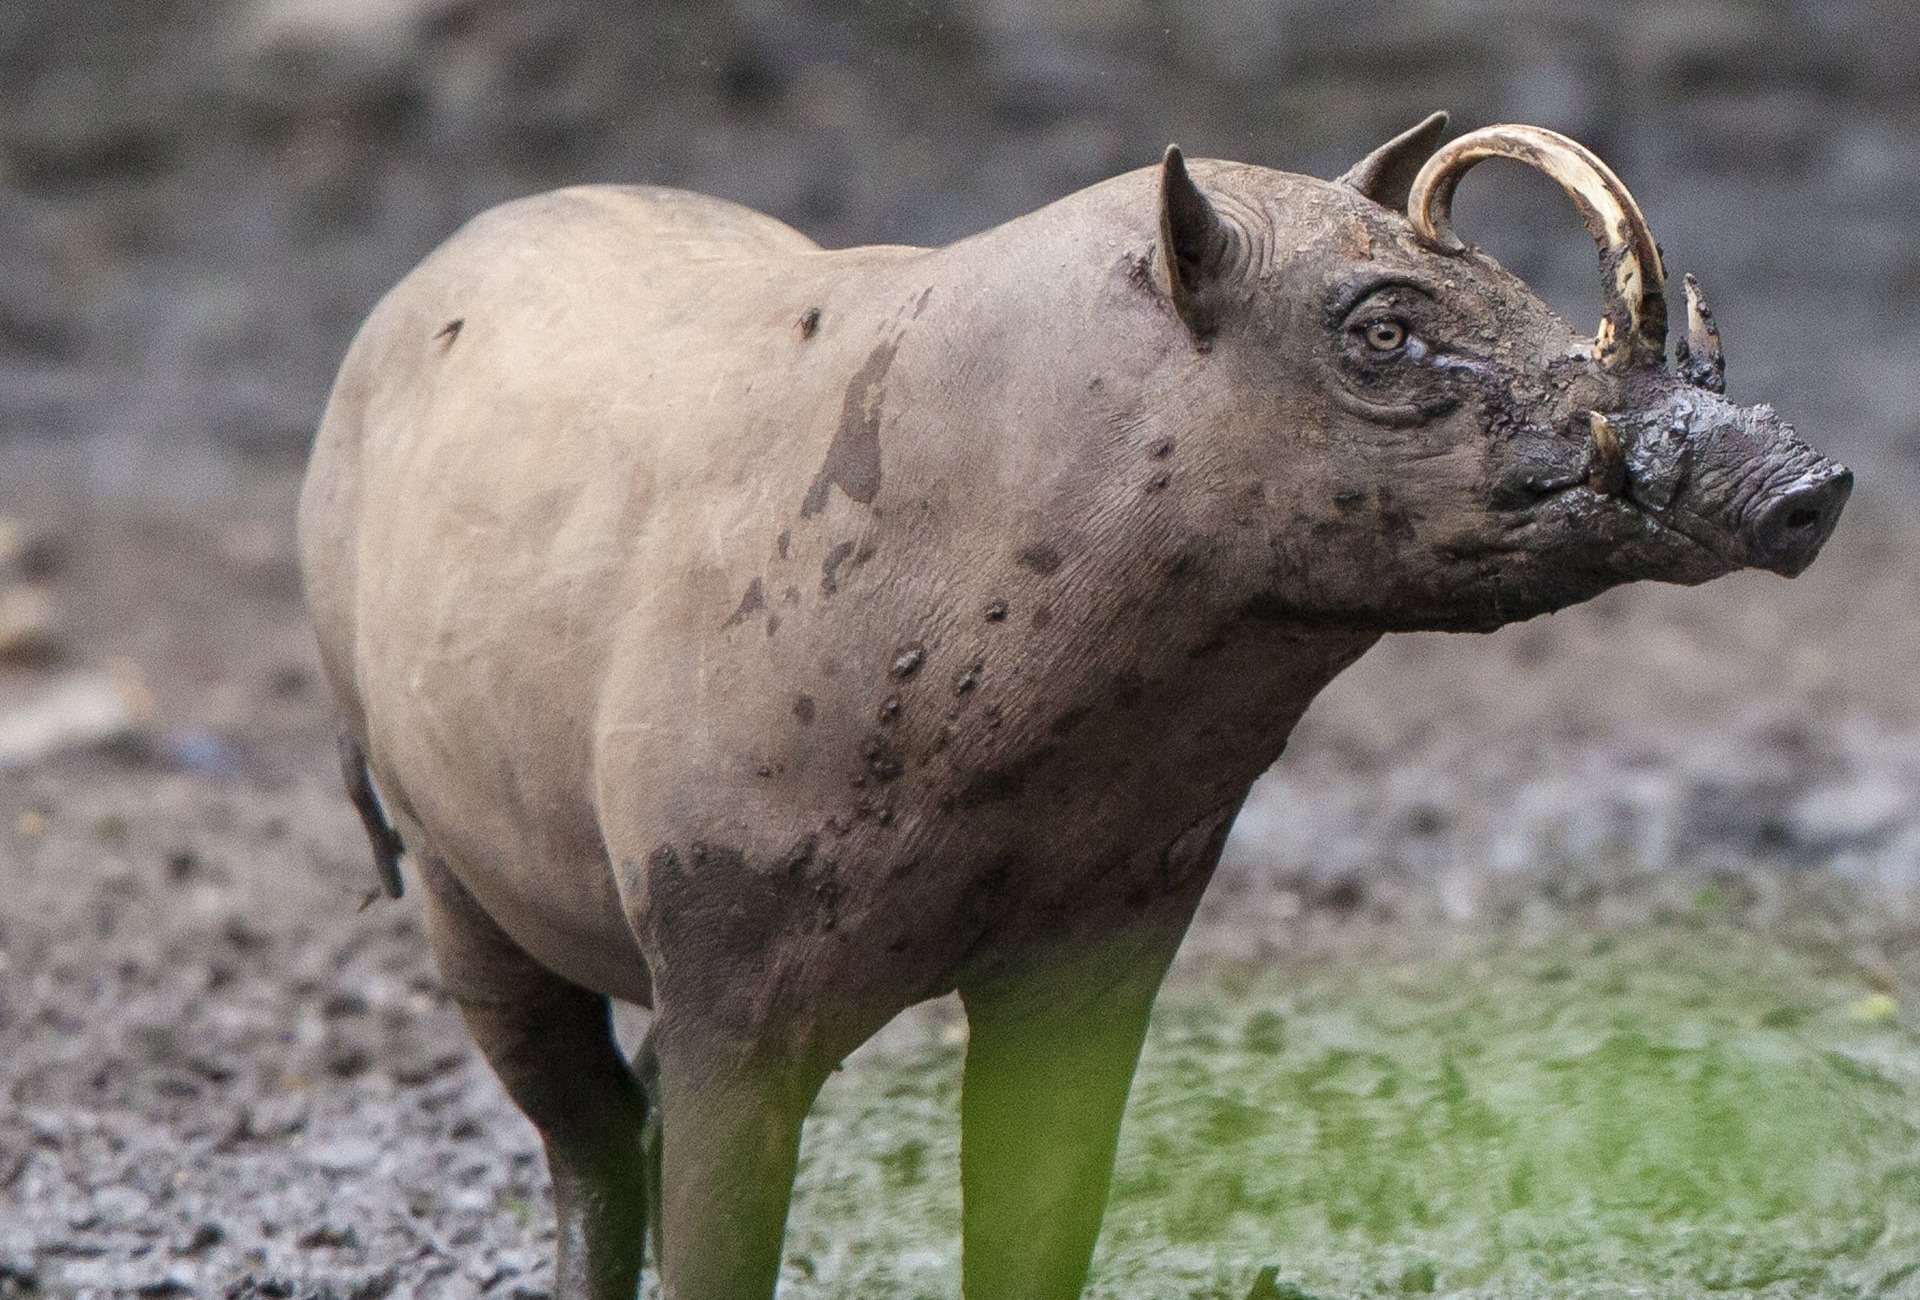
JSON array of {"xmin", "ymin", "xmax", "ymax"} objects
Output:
[
  {"xmin": 810, "ymin": 862, "xmax": 845, "ymax": 930},
  {"xmin": 1149, "ymin": 436, "xmax": 1176, "ymax": 459},
  {"xmin": 433, "ymin": 318, "xmax": 463, "ymax": 348},
  {"xmin": 1016, "ymin": 544, "xmax": 1063, "ymax": 575},
  {"xmin": 1375, "ymin": 485, "xmax": 1418, "ymax": 544},
  {"xmin": 646, "ymin": 841, "xmax": 802, "ymax": 994},
  {"xmin": 861, "ymin": 733, "xmax": 904, "ymax": 783},
  {"xmin": 1125, "ymin": 249, "xmax": 1156, "ymax": 293},
  {"xmin": 1334, "ymin": 487, "xmax": 1366, "ymax": 509},
  {"xmin": 877, "ymin": 696, "xmax": 901, "ymax": 722},
  {"xmin": 793, "ymin": 694, "xmax": 815, "ymax": 725},
  {"xmin": 690, "ymin": 842, "xmax": 746, "ymax": 874},
  {"xmin": 776, "ymin": 529, "xmax": 790, "ymax": 559},
  {"xmin": 952, "ymin": 745, "xmax": 1059, "ymax": 806},
  {"xmin": 911, "ymin": 286, "xmax": 934, "ymax": 318},
  {"xmin": 765, "ymin": 614, "xmax": 780, "ymax": 638},
  {"xmin": 954, "ymin": 660, "xmax": 983, "ymax": 695},
  {"xmin": 797, "ymin": 307, "xmax": 820, "ymax": 339},
  {"xmin": 1031, "ymin": 606, "xmax": 1053, "ymax": 630},
  {"xmin": 889, "ymin": 643, "xmax": 925, "ymax": 678},
  {"xmin": 956, "ymin": 851, "xmax": 1020, "ymax": 946},
  {"xmin": 802, "ymin": 338, "xmax": 897, "ymax": 517},
  {"xmin": 853, "ymin": 539, "xmax": 878, "ymax": 566},
  {"xmin": 1146, "ymin": 472, "xmax": 1171, "ymax": 492},
  {"xmin": 1113, "ymin": 671, "xmax": 1146, "ymax": 709},
  {"xmin": 1231, "ymin": 481, "xmax": 1267, "ymax": 528},
  {"xmin": 1235, "ymin": 591, "xmax": 1301, "ymax": 625},
  {"xmin": 984, "ymin": 600, "xmax": 1009, "ymax": 622},
  {"xmin": 821, "ymin": 540, "xmax": 856, "ymax": 595},
  {"xmin": 723, "ymin": 577, "xmax": 765, "ymax": 628},
  {"xmin": 784, "ymin": 585, "xmax": 801, "ymax": 605},
  {"xmin": 777, "ymin": 833, "xmax": 817, "ymax": 876},
  {"xmin": 925, "ymin": 724, "xmax": 955, "ymax": 762},
  {"xmin": 1050, "ymin": 705, "xmax": 1093, "ymax": 737}
]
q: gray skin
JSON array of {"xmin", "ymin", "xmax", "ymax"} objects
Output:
[{"xmin": 298, "ymin": 115, "xmax": 1850, "ymax": 1300}]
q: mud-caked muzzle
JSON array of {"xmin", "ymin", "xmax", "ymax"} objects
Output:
[{"xmin": 1596, "ymin": 395, "xmax": 1851, "ymax": 578}]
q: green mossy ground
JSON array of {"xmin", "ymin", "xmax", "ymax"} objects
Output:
[{"xmin": 781, "ymin": 906, "xmax": 1920, "ymax": 1298}]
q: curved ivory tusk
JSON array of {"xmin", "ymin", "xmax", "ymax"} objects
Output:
[
  {"xmin": 1407, "ymin": 124, "xmax": 1667, "ymax": 373},
  {"xmin": 1674, "ymin": 272, "xmax": 1726, "ymax": 394}
]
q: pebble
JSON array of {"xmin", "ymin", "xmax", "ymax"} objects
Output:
[{"xmin": 302, "ymin": 1137, "xmax": 382, "ymax": 1176}]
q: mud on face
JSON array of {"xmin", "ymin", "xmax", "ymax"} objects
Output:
[{"xmin": 1172, "ymin": 122, "xmax": 1852, "ymax": 634}]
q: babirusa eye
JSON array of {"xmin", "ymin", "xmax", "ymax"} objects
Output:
[{"xmin": 1361, "ymin": 318, "xmax": 1408, "ymax": 351}]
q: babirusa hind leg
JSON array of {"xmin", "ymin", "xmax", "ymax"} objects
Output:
[{"xmin": 418, "ymin": 858, "xmax": 652, "ymax": 1300}]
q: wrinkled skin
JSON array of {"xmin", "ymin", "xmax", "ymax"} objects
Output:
[{"xmin": 299, "ymin": 119, "xmax": 1848, "ymax": 1300}]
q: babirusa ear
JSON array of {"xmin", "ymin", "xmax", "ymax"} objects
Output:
[
  {"xmin": 1159, "ymin": 145, "xmax": 1231, "ymax": 340},
  {"xmin": 1337, "ymin": 111, "xmax": 1450, "ymax": 210}
]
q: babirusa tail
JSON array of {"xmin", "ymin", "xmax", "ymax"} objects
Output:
[{"xmin": 337, "ymin": 728, "xmax": 406, "ymax": 900}]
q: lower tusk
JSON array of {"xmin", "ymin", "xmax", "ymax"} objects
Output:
[{"xmin": 1586, "ymin": 411, "xmax": 1627, "ymax": 496}]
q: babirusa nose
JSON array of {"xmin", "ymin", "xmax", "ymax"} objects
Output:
[{"xmin": 1747, "ymin": 461, "xmax": 1852, "ymax": 577}]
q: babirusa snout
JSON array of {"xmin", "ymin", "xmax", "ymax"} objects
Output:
[
  {"xmin": 1406, "ymin": 124, "xmax": 1668, "ymax": 372},
  {"xmin": 1622, "ymin": 397, "xmax": 1853, "ymax": 580},
  {"xmin": 1742, "ymin": 457, "xmax": 1852, "ymax": 577}
]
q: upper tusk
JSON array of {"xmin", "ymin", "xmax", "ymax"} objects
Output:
[{"xmin": 1406, "ymin": 124, "xmax": 1668, "ymax": 374}]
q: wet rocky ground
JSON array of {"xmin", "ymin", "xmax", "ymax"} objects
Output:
[{"xmin": 4, "ymin": 1, "xmax": 1920, "ymax": 1296}]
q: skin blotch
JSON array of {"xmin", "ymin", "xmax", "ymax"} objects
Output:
[
  {"xmin": 433, "ymin": 318, "xmax": 463, "ymax": 348},
  {"xmin": 775, "ymin": 834, "xmax": 817, "ymax": 875},
  {"xmin": 797, "ymin": 307, "xmax": 820, "ymax": 339},
  {"xmin": 956, "ymin": 746, "xmax": 1056, "ymax": 809},
  {"xmin": 792, "ymin": 694, "xmax": 815, "ymax": 724},
  {"xmin": 861, "ymin": 733, "xmax": 904, "ymax": 782},
  {"xmin": 821, "ymin": 541, "xmax": 857, "ymax": 596},
  {"xmin": 1016, "ymin": 544, "xmax": 1064, "ymax": 575},
  {"xmin": 724, "ymin": 577, "xmax": 765, "ymax": 628},
  {"xmin": 802, "ymin": 338, "xmax": 896, "ymax": 516}
]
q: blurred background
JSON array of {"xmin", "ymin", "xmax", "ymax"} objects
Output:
[
  {"xmin": 4, "ymin": 0, "xmax": 1918, "ymax": 503},
  {"xmin": 2, "ymin": 2, "xmax": 1919, "ymax": 1296}
]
